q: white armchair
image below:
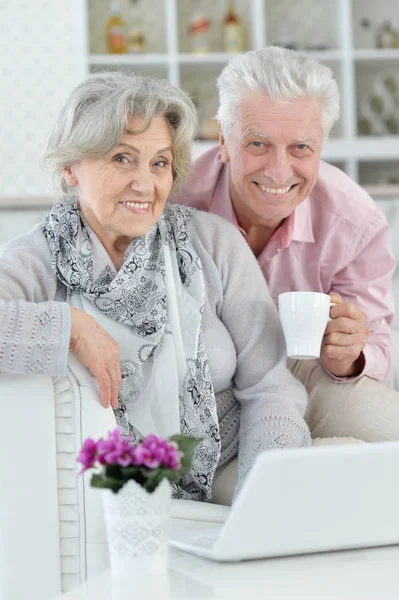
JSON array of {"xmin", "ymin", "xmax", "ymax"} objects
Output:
[
  {"xmin": 0, "ymin": 356, "xmax": 229, "ymax": 600},
  {"xmin": 2, "ymin": 359, "xmax": 399, "ymax": 600},
  {"xmin": 0, "ymin": 356, "xmax": 117, "ymax": 599}
]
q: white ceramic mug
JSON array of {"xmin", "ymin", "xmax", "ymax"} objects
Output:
[{"xmin": 278, "ymin": 291, "xmax": 335, "ymax": 360}]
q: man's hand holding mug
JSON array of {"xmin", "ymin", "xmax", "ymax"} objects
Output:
[
  {"xmin": 278, "ymin": 291, "xmax": 369, "ymax": 378},
  {"xmin": 320, "ymin": 292, "xmax": 369, "ymax": 378}
]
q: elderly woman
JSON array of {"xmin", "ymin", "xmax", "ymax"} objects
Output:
[{"xmin": 0, "ymin": 72, "xmax": 310, "ymax": 503}]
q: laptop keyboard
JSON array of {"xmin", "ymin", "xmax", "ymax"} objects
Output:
[{"xmin": 186, "ymin": 532, "xmax": 219, "ymax": 549}]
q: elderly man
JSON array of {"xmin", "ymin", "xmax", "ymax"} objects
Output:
[{"xmin": 170, "ymin": 46, "xmax": 399, "ymax": 443}]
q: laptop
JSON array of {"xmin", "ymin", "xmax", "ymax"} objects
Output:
[{"xmin": 168, "ymin": 441, "xmax": 399, "ymax": 561}]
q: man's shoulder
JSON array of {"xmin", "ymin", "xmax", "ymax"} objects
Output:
[
  {"xmin": 169, "ymin": 145, "xmax": 223, "ymax": 208},
  {"xmin": 312, "ymin": 161, "xmax": 387, "ymax": 230}
]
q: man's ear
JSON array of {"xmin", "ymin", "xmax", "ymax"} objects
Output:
[
  {"xmin": 219, "ymin": 123, "xmax": 230, "ymax": 164},
  {"xmin": 63, "ymin": 166, "xmax": 78, "ymax": 188}
]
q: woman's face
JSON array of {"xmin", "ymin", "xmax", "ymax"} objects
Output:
[{"xmin": 63, "ymin": 115, "xmax": 174, "ymax": 248}]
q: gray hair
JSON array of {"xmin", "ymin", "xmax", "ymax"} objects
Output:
[
  {"xmin": 216, "ymin": 46, "xmax": 340, "ymax": 140},
  {"xmin": 44, "ymin": 71, "xmax": 197, "ymax": 200}
]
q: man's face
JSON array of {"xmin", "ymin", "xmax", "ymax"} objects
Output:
[{"xmin": 220, "ymin": 93, "xmax": 323, "ymax": 230}]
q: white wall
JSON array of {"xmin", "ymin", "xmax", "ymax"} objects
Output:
[{"xmin": 0, "ymin": 0, "xmax": 87, "ymax": 198}]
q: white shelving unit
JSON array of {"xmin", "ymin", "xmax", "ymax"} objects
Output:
[{"xmin": 84, "ymin": 0, "xmax": 399, "ymax": 184}]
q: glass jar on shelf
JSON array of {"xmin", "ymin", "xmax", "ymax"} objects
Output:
[
  {"xmin": 376, "ymin": 21, "xmax": 399, "ymax": 49},
  {"xmin": 127, "ymin": 0, "xmax": 146, "ymax": 53},
  {"xmin": 385, "ymin": 115, "xmax": 399, "ymax": 135},
  {"xmin": 357, "ymin": 117, "xmax": 373, "ymax": 136}
]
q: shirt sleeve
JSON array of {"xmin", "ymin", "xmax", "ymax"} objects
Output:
[
  {"xmin": 0, "ymin": 228, "xmax": 71, "ymax": 376},
  {"xmin": 328, "ymin": 222, "xmax": 395, "ymax": 383},
  {"xmin": 190, "ymin": 212, "xmax": 312, "ymax": 493}
]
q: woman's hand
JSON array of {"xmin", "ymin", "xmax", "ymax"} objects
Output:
[{"xmin": 69, "ymin": 306, "xmax": 121, "ymax": 409}]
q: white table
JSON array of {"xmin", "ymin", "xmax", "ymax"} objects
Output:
[{"xmin": 56, "ymin": 514, "xmax": 399, "ymax": 599}]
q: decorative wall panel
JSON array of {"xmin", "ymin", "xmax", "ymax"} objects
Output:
[{"xmin": 0, "ymin": 0, "xmax": 86, "ymax": 197}]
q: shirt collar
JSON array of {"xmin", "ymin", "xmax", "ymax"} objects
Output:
[
  {"xmin": 268, "ymin": 194, "xmax": 315, "ymax": 249},
  {"xmin": 290, "ymin": 196, "xmax": 315, "ymax": 245}
]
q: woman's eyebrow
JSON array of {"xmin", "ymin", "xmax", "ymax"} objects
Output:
[{"xmin": 116, "ymin": 143, "xmax": 173, "ymax": 154}]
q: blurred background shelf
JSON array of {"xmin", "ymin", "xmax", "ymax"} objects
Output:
[
  {"xmin": 89, "ymin": 53, "xmax": 170, "ymax": 65},
  {"xmin": 2, "ymin": 0, "xmax": 399, "ymax": 199},
  {"xmin": 84, "ymin": 0, "xmax": 399, "ymax": 186},
  {"xmin": 354, "ymin": 49, "xmax": 399, "ymax": 60}
]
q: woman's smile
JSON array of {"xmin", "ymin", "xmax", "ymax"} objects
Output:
[{"xmin": 120, "ymin": 200, "xmax": 151, "ymax": 215}]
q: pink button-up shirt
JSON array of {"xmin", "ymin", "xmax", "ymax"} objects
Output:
[{"xmin": 170, "ymin": 146, "xmax": 395, "ymax": 382}]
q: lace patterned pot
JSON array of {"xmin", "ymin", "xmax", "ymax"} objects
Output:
[{"xmin": 102, "ymin": 478, "xmax": 172, "ymax": 576}]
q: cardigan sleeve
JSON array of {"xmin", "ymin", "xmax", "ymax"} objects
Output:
[
  {"xmin": 0, "ymin": 225, "xmax": 71, "ymax": 376},
  {"xmin": 188, "ymin": 211, "xmax": 311, "ymax": 494}
]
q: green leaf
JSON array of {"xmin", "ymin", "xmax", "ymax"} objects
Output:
[
  {"xmin": 121, "ymin": 466, "xmax": 141, "ymax": 478},
  {"xmin": 91, "ymin": 473, "xmax": 123, "ymax": 494},
  {"xmin": 170, "ymin": 435, "xmax": 202, "ymax": 473},
  {"xmin": 105, "ymin": 464, "xmax": 123, "ymax": 480}
]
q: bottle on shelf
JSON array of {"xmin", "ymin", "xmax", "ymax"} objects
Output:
[
  {"xmin": 385, "ymin": 115, "xmax": 399, "ymax": 135},
  {"xmin": 189, "ymin": 12, "xmax": 211, "ymax": 54},
  {"xmin": 376, "ymin": 21, "xmax": 399, "ymax": 49},
  {"xmin": 197, "ymin": 87, "xmax": 220, "ymax": 140},
  {"xmin": 127, "ymin": 0, "xmax": 146, "ymax": 54},
  {"xmin": 223, "ymin": 2, "xmax": 244, "ymax": 54},
  {"xmin": 105, "ymin": 0, "xmax": 126, "ymax": 54}
]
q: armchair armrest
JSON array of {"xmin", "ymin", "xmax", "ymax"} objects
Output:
[{"xmin": 0, "ymin": 374, "xmax": 62, "ymax": 600}]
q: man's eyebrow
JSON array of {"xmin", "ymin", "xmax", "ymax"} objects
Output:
[
  {"xmin": 243, "ymin": 131, "xmax": 272, "ymax": 141},
  {"xmin": 116, "ymin": 142, "xmax": 173, "ymax": 154},
  {"xmin": 243, "ymin": 131, "xmax": 319, "ymax": 144},
  {"xmin": 291, "ymin": 136, "xmax": 319, "ymax": 144}
]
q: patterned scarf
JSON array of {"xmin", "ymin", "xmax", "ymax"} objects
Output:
[{"xmin": 43, "ymin": 202, "xmax": 221, "ymax": 501}]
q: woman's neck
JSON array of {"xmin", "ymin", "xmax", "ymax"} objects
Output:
[
  {"xmin": 109, "ymin": 235, "xmax": 133, "ymax": 270},
  {"xmin": 79, "ymin": 208, "xmax": 132, "ymax": 271}
]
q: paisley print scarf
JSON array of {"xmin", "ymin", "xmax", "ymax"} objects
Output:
[{"xmin": 43, "ymin": 202, "xmax": 221, "ymax": 501}]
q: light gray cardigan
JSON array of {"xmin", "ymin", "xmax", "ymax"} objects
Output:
[{"xmin": 0, "ymin": 209, "xmax": 311, "ymax": 489}]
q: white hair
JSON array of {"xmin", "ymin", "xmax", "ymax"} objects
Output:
[
  {"xmin": 44, "ymin": 71, "xmax": 197, "ymax": 200},
  {"xmin": 216, "ymin": 46, "xmax": 340, "ymax": 140}
]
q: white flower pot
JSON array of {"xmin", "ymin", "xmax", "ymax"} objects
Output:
[{"xmin": 102, "ymin": 478, "xmax": 172, "ymax": 576}]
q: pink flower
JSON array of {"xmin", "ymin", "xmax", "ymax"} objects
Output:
[
  {"xmin": 77, "ymin": 438, "xmax": 98, "ymax": 474},
  {"xmin": 164, "ymin": 447, "xmax": 182, "ymax": 470},
  {"xmin": 163, "ymin": 441, "xmax": 182, "ymax": 470},
  {"xmin": 77, "ymin": 428, "xmax": 184, "ymax": 480},
  {"xmin": 97, "ymin": 428, "xmax": 136, "ymax": 468},
  {"xmin": 133, "ymin": 444, "xmax": 161, "ymax": 468},
  {"xmin": 137, "ymin": 435, "xmax": 182, "ymax": 471}
]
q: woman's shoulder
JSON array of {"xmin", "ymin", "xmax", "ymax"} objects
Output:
[
  {"xmin": 0, "ymin": 222, "xmax": 52, "ymax": 267},
  {"xmin": 0, "ymin": 222, "xmax": 59, "ymax": 302},
  {"xmin": 188, "ymin": 209, "xmax": 249, "ymax": 254},
  {"xmin": 189, "ymin": 208, "xmax": 241, "ymax": 234},
  {"xmin": 185, "ymin": 208, "xmax": 264, "ymax": 297}
]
